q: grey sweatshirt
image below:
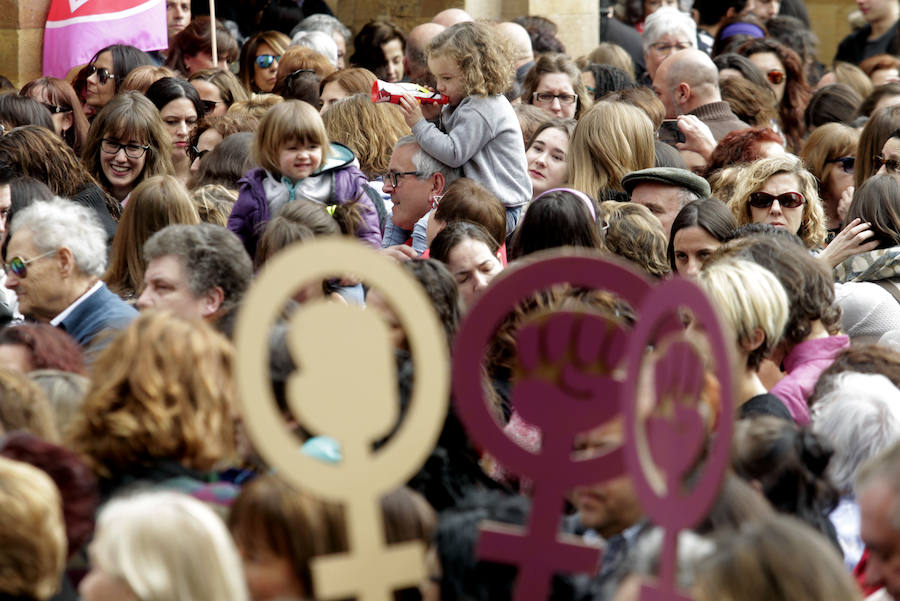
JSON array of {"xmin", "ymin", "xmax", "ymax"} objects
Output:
[{"xmin": 412, "ymin": 94, "xmax": 531, "ymax": 208}]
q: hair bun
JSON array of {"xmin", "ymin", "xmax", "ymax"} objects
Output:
[{"xmin": 795, "ymin": 429, "xmax": 833, "ymax": 477}]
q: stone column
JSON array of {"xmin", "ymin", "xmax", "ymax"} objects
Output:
[
  {"xmin": 0, "ymin": 0, "xmax": 50, "ymax": 87},
  {"xmin": 806, "ymin": 0, "xmax": 858, "ymax": 66}
]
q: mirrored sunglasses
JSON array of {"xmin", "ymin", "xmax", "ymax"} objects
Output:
[
  {"xmin": 3, "ymin": 250, "xmax": 57, "ymax": 278},
  {"xmin": 86, "ymin": 64, "xmax": 115, "ymax": 85},
  {"xmin": 255, "ymin": 54, "xmax": 281, "ymax": 69}
]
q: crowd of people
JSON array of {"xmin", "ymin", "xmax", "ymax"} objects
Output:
[{"xmin": 2, "ymin": 0, "xmax": 900, "ymax": 600}]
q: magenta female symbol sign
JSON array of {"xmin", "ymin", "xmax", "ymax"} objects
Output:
[
  {"xmin": 452, "ymin": 251, "xmax": 734, "ymax": 601},
  {"xmin": 452, "ymin": 250, "xmax": 656, "ymax": 601}
]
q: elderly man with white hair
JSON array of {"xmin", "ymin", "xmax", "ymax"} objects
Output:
[
  {"xmin": 3, "ymin": 198, "xmax": 136, "ymax": 350},
  {"xmin": 642, "ymin": 6, "xmax": 697, "ymax": 80}
]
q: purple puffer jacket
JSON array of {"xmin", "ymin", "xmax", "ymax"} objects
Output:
[{"xmin": 228, "ymin": 143, "xmax": 382, "ymax": 257}]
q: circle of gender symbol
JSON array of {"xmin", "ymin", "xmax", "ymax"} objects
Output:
[
  {"xmin": 234, "ymin": 237, "xmax": 449, "ymax": 499},
  {"xmin": 622, "ymin": 277, "xmax": 734, "ymax": 531}
]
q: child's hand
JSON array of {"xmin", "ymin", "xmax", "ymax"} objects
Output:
[{"xmin": 398, "ymin": 93, "xmax": 425, "ymax": 128}]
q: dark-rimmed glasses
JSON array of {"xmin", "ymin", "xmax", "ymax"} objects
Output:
[
  {"xmin": 766, "ymin": 70, "xmax": 785, "ymax": 85},
  {"xmin": 874, "ymin": 155, "xmax": 900, "ymax": 174},
  {"xmin": 86, "ymin": 64, "xmax": 116, "ymax": 85},
  {"xmin": 748, "ymin": 191, "xmax": 805, "ymax": 209},
  {"xmin": 533, "ymin": 92, "xmax": 577, "ymax": 105},
  {"xmin": 3, "ymin": 250, "xmax": 56, "ymax": 278},
  {"xmin": 255, "ymin": 54, "xmax": 281, "ymax": 69},
  {"xmin": 100, "ymin": 139, "xmax": 150, "ymax": 159},
  {"xmin": 382, "ymin": 170, "xmax": 422, "ymax": 187},
  {"xmin": 825, "ymin": 156, "xmax": 855, "ymax": 174}
]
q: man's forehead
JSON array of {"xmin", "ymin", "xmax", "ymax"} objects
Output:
[
  {"xmin": 390, "ymin": 143, "xmax": 418, "ymax": 169},
  {"xmin": 147, "ymin": 254, "xmax": 189, "ymax": 280}
]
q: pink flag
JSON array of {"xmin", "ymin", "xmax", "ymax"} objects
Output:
[{"xmin": 43, "ymin": 0, "xmax": 167, "ymax": 79}]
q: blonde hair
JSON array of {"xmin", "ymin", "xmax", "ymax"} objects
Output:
[
  {"xmin": 227, "ymin": 93, "xmax": 284, "ymax": 121},
  {"xmin": 600, "ymin": 201, "xmax": 670, "ymax": 278},
  {"xmin": 569, "ymin": 101, "xmax": 654, "ymax": 197},
  {"xmin": 697, "ymin": 258, "xmax": 789, "ymax": 369},
  {"xmin": 585, "ymin": 42, "xmax": 635, "ymax": 79},
  {"xmin": 427, "ymin": 21, "xmax": 514, "ymax": 97},
  {"xmin": 104, "ymin": 175, "xmax": 200, "ymax": 298},
  {"xmin": 0, "ymin": 367, "xmax": 60, "ymax": 443},
  {"xmin": 192, "ymin": 184, "xmax": 237, "ymax": 225},
  {"xmin": 119, "ymin": 65, "xmax": 178, "ymax": 94},
  {"xmin": 254, "ymin": 100, "xmax": 329, "ymax": 178},
  {"xmin": 728, "ymin": 154, "xmax": 827, "ymax": 249},
  {"xmin": 92, "ymin": 491, "xmax": 248, "ymax": 601},
  {"xmin": 0, "ymin": 456, "xmax": 66, "ymax": 600},
  {"xmin": 323, "ymin": 93, "xmax": 411, "ymax": 177},
  {"xmin": 68, "ymin": 312, "xmax": 236, "ymax": 480}
]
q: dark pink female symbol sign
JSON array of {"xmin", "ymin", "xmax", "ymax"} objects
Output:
[
  {"xmin": 452, "ymin": 251, "xmax": 656, "ymax": 601},
  {"xmin": 621, "ymin": 277, "xmax": 735, "ymax": 601}
]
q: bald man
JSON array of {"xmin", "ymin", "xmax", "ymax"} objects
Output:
[
  {"xmin": 652, "ymin": 48, "xmax": 749, "ymax": 141},
  {"xmin": 405, "ymin": 22, "xmax": 446, "ymax": 86},
  {"xmin": 432, "ymin": 8, "xmax": 473, "ymax": 27},
  {"xmin": 496, "ymin": 21, "xmax": 534, "ymax": 69}
]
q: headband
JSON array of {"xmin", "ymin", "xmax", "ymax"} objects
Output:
[
  {"xmin": 534, "ymin": 187, "xmax": 598, "ymax": 221},
  {"xmin": 719, "ymin": 22, "xmax": 766, "ymax": 39}
]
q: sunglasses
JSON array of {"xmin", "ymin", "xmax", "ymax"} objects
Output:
[
  {"xmin": 874, "ymin": 154, "xmax": 900, "ymax": 174},
  {"xmin": 200, "ymin": 99, "xmax": 221, "ymax": 114},
  {"xmin": 86, "ymin": 64, "xmax": 116, "ymax": 85},
  {"xmin": 748, "ymin": 191, "xmax": 805, "ymax": 209},
  {"xmin": 766, "ymin": 70, "xmax": 786, "ymax": 85},
  {"xmin": 41, "ymin": 103, "xmax": 72, "ymax": 114},
  {"xmin": 825, "ymin": 156, "xmax": 855, "ymax": 174},
  {"xmin": 189, "ymin": 145, "xmax": 210, "ymax": 162},
  {"xmin": 255, "ymin": 54, "xmax": 281, "ymax": 69},
  {"xmin": 4, "ymin": 250, "xmax": 56, "ymax": 278}
]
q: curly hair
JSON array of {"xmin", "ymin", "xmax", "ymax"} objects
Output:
[
  {"xmin": 427, "ymin": 21, "xmax": 515, "ymax": 98},
  {"xmin": 67, "ymin": 312, "xmax": 236, "ymax": 480},
  {"xmin": 521, "ymin": 53, "xmax": 592, "ymax": 119},
  {"xmin": 727, "ymin": 154, "xmax": 826, "ymax": 249},
  {"xmin": 322, "ymin": 93, "xmax": 411, "ymax": 178},
  {"xmin": 600, "ymin": 201, "xmax": 670, "ymax": 278},
  {"xmin": 737, "ymin": 38, "xmax": 812, "ymax": 152}
]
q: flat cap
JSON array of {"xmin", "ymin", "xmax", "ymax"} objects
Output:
[{"xmin": 621, "ymin": 167, "xmax": 711, "ymax": 199}]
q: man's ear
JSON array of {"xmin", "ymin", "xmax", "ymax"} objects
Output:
[
  {"xmin": 201, "ymin": 286, "xmax": 225, "ymax": 318},
  {"xmin": 57, "ymin": 246, "xmax": 76, "ymax": 277},
  {"xmin": 740, "ymin": 327, "xmax": 766, "ymax": 354},
  {"xmin": 430, "ymin": 172, "xmax": 445, "ymax": 196},
  {"xmin": 677, "ymin": 82, "xmax": 691, "ymax": 105}
]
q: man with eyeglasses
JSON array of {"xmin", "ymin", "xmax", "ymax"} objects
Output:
[
  {"xmin": 653, "ymin": 48, "xmax": 749, "ymax": 142},
  {"xmin": 381, "ymin": 136, "xmax": 459, "ymax": 257},
  {"xmin": 3, "ymin": 199, "xmax": 136, "ymax": 354}
]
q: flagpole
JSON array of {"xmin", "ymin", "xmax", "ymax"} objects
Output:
[{"xmin": 210, "ymin": 0, "xmax": 218, "ymax": 68}]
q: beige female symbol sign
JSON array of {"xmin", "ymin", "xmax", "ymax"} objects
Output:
[{"xmin": 234, "ymin": 238, "xmax": 449, "ymax": 601}]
